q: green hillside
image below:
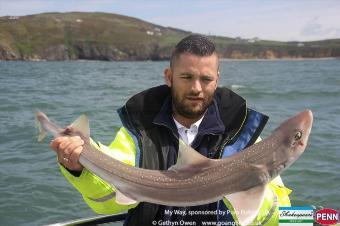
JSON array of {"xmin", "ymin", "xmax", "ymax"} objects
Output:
[{"xmin": 1, "ymin": 12, "xmax": 339, "ymax": 60}]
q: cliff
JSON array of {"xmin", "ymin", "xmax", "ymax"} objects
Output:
[{"xmin": 1, "ymin": 12, "xmax": 340, "ymax": 61}]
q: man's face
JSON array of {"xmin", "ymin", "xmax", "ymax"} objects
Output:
[{"xmin": 164, "ymin": 53, "xmax": 219, "ymax": 119}]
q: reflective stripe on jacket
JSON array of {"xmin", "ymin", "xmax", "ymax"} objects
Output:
[{"xmin": 60, "ymin": 127, "xmax": 138, "ymax": 214}]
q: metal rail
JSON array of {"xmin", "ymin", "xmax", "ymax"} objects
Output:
[{"xmin": 45, "ymin": 213, "xmax": 127, "ymax": 226}]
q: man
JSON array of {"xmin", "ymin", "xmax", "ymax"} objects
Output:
[{"xmin": 50, "ymin": 35, "xmax": 291, "ymax": 225}]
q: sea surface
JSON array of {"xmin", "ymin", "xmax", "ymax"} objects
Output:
[{"xmin": 0, "ymin": 59, "xmax": 339, "ymax": 226}]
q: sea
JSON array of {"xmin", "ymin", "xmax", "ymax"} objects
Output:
[{"xmin": 0, "ymin": 59, "xmax": 339, "ymax": 226}]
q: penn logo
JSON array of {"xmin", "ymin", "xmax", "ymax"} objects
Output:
[{"xmin": 315, "ymin": 208, "xmax": 339, "ymax": 225}]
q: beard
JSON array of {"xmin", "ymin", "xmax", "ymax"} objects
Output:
[{"xmin": 171, "ymin": 86, "xmax": 215, "ymax": 119}]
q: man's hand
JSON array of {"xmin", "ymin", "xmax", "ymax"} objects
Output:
[{"xmin": 50, "ymin": 136, "xmax": 84, "ymax": 172}]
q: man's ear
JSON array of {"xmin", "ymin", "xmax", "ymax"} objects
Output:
[
  {"xmin": 164, "ymin": 68, "xmax": 172, "ymax": 87},
  {"xmin": 216, "ymin": 70, "xmax": 220, "ymax": 88}
]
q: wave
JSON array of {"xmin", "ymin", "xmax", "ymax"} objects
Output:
[{"xmin": 230, "ymin": 84, "xmax": 246, "ymax": 90}]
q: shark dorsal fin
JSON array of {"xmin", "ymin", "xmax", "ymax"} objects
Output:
[
  {"xmin": 71, "ymin": 114, "xmax": 90, "ymax": 137},
  {"xmin": 177, "ymin": 139, "xmax": 210, "ymax": 166},
  {"xmin": 168, "ymin": 139, "xmax": 212, "ymax": 173}
]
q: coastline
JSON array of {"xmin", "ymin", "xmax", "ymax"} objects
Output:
[
  {"xmin": 219, "ymin": 57, "xmax": 340, "ymax": 62},
  {"xmin": 1, "ymin": 57, "xmax": 339, "ymax": 62}
]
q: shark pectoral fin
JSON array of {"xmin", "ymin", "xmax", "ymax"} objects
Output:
[
  {"xmin": 224, "ymin": 185, "xmax": 266, "ymax": 226},
  {"xmin": 115, "ymin": 189, "xmax": 138, "ymax": 205},
  {"xmin": 249, "ymin": 163, "xmax": 271, "ymax": 185},
  {"xmin": 71, "ymin": 114, "xmax": 90, "ymax": 137}
]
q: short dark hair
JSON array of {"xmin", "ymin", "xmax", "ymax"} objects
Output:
[{"xmin": 170, "ymin": 34, "xmax": 216, "ymax": 69}]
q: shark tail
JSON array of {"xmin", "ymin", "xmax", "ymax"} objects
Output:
[{"xmin": 35, "ymin": 111, "xmax": 47, "ymax": 142}]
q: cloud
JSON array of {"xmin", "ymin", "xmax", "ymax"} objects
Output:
[
  {"xmin": 1, "ymin": 0, "xmax": 340, "ymax": 41},
  {"xmin": 301, "ymin": 17, "xmax": 340, "ymax": 40}
]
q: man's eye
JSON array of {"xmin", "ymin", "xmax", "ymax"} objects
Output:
[{"xmin": 202, "ymin": 77, "xmax": 213, "ymax": 82}]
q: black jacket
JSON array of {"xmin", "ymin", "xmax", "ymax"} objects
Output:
[{"xmin": 118, "ymin": 85, "xmax": 268, "ymax": 226}]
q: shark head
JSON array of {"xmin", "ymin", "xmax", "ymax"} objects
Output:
[
  {"xmin": 226, "ymin": 110, "xmax": 313, "ymax": 226},
  {"xmin": 273, "ymin": 109, "xmax": 313, "ymax": 170}
]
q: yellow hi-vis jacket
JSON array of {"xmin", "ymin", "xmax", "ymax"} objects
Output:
[{"xmin": 59, "ymin": 127, "xmax": 292, "ymax": 225}]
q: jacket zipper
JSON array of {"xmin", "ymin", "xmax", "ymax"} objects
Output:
[{"xmin": 218, "ymin": 107, "xmax": 248, "ymax": 158}]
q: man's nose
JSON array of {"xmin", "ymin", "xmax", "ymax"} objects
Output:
[{"xmin": 191, "ymin": 79, "xmax": 202, "ymax": 93}]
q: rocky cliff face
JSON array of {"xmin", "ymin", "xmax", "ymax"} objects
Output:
[
  {"xmin": 220, "ymin": 44, "xmax": 340, "ymax": 59},
  {"xmin": 0, "ymin": 40, "xmax": 175, "ymax": 61},
  {"xmin": 2, "ymin": 41, "xmax": 339, "ymax": 61}
]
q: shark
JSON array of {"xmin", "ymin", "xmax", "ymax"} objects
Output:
[{"xmin": 36, "ymin": 109, "xmax": 313, "ymax": 225}]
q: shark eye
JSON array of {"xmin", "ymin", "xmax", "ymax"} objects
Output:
[{"xmin": 294, "ymin": 131, "xmax": 302, "ymax": 141}]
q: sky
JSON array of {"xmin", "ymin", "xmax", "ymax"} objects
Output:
[{"xmin": 0, "ymin": 0, "xmax": 340, "ymax": 42}]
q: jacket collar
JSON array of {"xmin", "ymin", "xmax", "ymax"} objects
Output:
[{"xmin": 152, "ymin": 96, "xmax": 178, "ymax": 137}]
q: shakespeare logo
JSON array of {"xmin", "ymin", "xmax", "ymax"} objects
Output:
[{"xmin": 279, "ymin": 206, "xmax": 314, "ymax": 226}]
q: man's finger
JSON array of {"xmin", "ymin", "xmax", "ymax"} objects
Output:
[
  {"xmin": 64, "ymin": 138, "xmax": 84, "ymax": 155},
  {"xmin": 58, "ymin": 136, "xmax": 82, "ymax": 151},
  {"xmin": 69, "ymin": 146, "xmax": 84, "ymax": 171},
  {"xmin": 50, "ymin": 137, "xmax": 69, "ymax": 152},
  {"xmin": 59, "ymin": 139, "xmax": 72, "ymax": 150},
  {"xmin": 57, "ymin": 151, "xmax": 67, "ymax": 164},
  {"xmin": 50, "ymin": 137, "xmax": 63, "ymax": 152}
]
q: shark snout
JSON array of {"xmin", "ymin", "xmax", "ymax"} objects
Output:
[
  {"xmin": 300, "ymin": 109, "xmax": 313, "ymax": 142},
  {"xmin": 292, "ymin": 109, "xmax": 313, "ymax": 139},
  {"xmin": 302, "ymin": 109, "xmax": 313, "ymax": 127}
]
